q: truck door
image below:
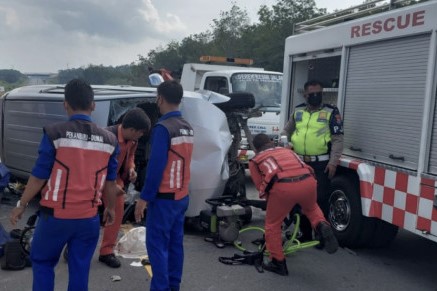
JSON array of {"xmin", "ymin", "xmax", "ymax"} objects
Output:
[
  {"xmin": 426, "ymin": 54, "xmax": 437, "ymax": 236},
  {"xmin": 203, "ymin": 76, "xmax": 229, "ymax": 95},
  {"xmin": 427, "ymin": 48, "xmax": 437, "ymax": 177},
  {"xmin": 343, "ymin": 34, "xmax": 431, "ymax": 170}
]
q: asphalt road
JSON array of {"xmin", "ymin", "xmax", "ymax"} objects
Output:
[{"xmin": 1, "ymin": 175, "xmax": 437, "ymax": 291}]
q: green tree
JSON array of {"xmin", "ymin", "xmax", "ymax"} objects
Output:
[
  {"xmin": 145, "ymin": 41, "xmax": 185, "ymax": 73},
  {"xmin": 244, "ymin": 0, "xmax": 325, "ymax": 71},
  {"xmin": 178, "ymin": 33, "xmax": 213, "ymax": 64},
  {"xmin": 0, "ymin": 69, "xmax": 27, "ymax": 84},
  {"xmin": 209, "ymin": 3, "xmax": 251, "ymax": 57},
  {"xmin": 57, "ymin": 68, "xmax": 85, "ymax": 84},
  {"xmin": 0, "ymin": 70, "xmax": 28, "ymax": 91}
]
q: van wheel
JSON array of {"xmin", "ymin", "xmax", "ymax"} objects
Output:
[
  {"xmin": 215, "ymin": 92, "xmax": 255, "ymax": 110},
  {"xmin": 328, "ymin": 175, "xmax": 365, "ymax": 247}
]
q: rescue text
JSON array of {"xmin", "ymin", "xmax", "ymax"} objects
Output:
[{"xmin": 350, "ymin": 10, "xmax": 425, "ymax": 38}]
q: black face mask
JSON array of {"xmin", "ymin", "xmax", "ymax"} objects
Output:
[{"xmin": 307, "ymin": 92, "xmax": 323, "ymax": 106}]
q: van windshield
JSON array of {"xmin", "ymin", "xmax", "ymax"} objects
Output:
[{"xmin": 231, "ymin": 73, "xmax": 282, "ymax": 111}]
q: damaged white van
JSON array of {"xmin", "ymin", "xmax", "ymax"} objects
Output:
[{"xmin": 0, "ymin": 84, "xmax": 235, "ymax": 217}]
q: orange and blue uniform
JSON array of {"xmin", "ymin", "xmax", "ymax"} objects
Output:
[
  {"xmin": 140, "ymin": 111, "xmax": 193, "ymax": 291},
  {"xmin": 30, "ymin": 114, "xmax": 119, "ymax": 291}
]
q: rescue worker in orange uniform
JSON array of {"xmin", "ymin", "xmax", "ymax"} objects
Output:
[
  {"xmin": 98, "ymin": 108, "xmax": 151, "ymax": 268},
  {"xmin": 9, "ymin": 79, "xmax": 121, "ymax": 291},
  {"xmin": 249, "ymin": 133, "xmax": 339, "ymax": 276},
  {"xmin": 135, "ymin": 80, "xmax": 194, "ymax": 291}
]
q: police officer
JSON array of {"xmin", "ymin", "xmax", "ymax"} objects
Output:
[{"xmin": 281, "ymin": 79, "xmax": 344, "ymax": 241}]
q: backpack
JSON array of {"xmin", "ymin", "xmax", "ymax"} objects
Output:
[
  {"xmin": 1, "ymin": 240, "xmax": 27, "ymax": 271},
  {"xmin": 0, "ymin": 223, "xmax": 11, "ymax": 257}
]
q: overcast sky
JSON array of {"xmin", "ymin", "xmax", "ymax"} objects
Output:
[{"xmin": 0, "ymin": 0, "xmax": 365, "ymax": 73}]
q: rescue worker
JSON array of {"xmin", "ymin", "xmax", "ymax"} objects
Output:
[
  {"xmin": 98, "ymin": 108, "xmax": 151, "ymax": 268},
  {"xmin": 9, "ymin": 78, "xmax": 122, "ymax": 291},
  {"xmin": 135, "ymin": 80, "xmax": 194, "ymax": 291},
  {"xmin": 249, "ymin": 133, "xmax": 339, "ymax": 276},
  {"xmin": 281, "ymin": 79, "xmax": 344, "ymax": 241}
]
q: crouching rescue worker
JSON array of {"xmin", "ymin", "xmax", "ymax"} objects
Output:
[
  {"xmin": 135, "ymin": 80, "xmax": 194, "ymax": 291},
  {"xmin": 248, "ymin": 133, "xmax": 339, "ymax": 276},
  {"xmin": 9, "ymin": 78, "xmax": 122, "ymax": 291},
  {"xmin": 98, "ymin": 108, "xmax": 151, "ymax": 268}
]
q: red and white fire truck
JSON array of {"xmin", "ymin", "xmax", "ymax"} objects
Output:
[{"xmin": 280, "ymin": 0, "xmax": 437, "ymax": 247}]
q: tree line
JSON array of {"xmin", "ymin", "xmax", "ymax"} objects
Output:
[{"xmin": 0, "ymin": 0, "xmax": 427, "ymax": 89}]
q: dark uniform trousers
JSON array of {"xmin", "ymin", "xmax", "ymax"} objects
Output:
[{"xmin": 299, "ymin": 160, "xmax": 330, "ymax": 241}]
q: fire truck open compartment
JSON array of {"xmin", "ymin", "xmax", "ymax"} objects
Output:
[{"xmin": 289, "ymin": 53, "xmax": 342, "ymax": 109}]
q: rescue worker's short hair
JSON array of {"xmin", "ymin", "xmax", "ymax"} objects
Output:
[
  {"xmin": 304, "ymin": 80, "xmax": 324, "ymax": 91},
  {"xmin": 253, "ymin": 133, "xmax": 274, "ymax": 152},
  {"xmin": 64, "ymin": 78, "xmax": 94, "ymax": 111},
  {"xmin": 157, "ymin": 80, "xmax": 183, "ymax": 105},
  {"xmin": 122, "ymin": 108, "xmax": 151, "ymax": 132}
]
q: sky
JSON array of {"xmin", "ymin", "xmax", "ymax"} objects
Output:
[{"xmin": 0, "ymin": 0, "xmax": 365, "ymax": 73}]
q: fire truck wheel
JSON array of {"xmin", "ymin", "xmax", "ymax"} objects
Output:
[
  {"xmin": 354, "ymin": 217, "xmax": 377, "ymax": 248},
  {"xmin": 214, "ymin": 92, "xmax": 255, "ymax": 110},
  {"xmin": 328, "ymin": 175, "xmax": 364, "ymax": 247},
  {"xmin": 368, "ymin": 220, "xmax": 398, "ymax": 248}
]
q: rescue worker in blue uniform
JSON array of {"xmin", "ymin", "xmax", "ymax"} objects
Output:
[
  {"xmin": 281, "ymin": 79, "xmax": 344, "ymax": 241},
  {"xmin": 135, "ymin": 80, "xmax": 194, "ymax": 291},
  {"xmin": 9, "ymin": 79, "xmax": 121, "ymax": 291}
]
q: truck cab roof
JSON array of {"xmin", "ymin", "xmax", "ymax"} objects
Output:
[{"xmin": 203, "ymin": 70, "xmax": 282, "ymax": 77}]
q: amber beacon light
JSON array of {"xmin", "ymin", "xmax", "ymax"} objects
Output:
[{"xmin": 199, "ymin": 56, "xmax": 254, "ymax": 66}]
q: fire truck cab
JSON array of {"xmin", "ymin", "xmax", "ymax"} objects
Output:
[{"xmin": 280, "ymin": 0, "xmax": 437, "ymax": 247}]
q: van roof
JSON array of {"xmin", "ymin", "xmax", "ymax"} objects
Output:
[{"xmin": 3, "ymin": 84, "xmax": 158, "ymax": 101}]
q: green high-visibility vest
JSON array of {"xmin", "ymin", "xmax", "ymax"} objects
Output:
[{"xmin": 291, "ymin": 105, "xmax": 334, "ymax": 156}]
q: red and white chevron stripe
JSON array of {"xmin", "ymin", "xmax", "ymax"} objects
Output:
[{"xmin": 340, "ymin": 157, "xmax": 437, "ymax": 242}]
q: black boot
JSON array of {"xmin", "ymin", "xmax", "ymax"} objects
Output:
[
  {"xmin": 262, "ymin": 258, "xmax": 289, "ymax": 276},
  {"xmin": 316, "ymin": 222, "xmax": 339, "ymax": 254}
]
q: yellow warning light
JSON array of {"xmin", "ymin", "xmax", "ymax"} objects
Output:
[{"xmin": 199, "ymin": 56, "xmax": 254, "ymax": 66}]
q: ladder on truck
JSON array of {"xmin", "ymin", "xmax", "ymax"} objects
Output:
[{"xmin": 294, "ymin": 0, "xmax": 430, "ymax": 34}]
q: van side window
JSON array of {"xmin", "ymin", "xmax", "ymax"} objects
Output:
[{"xmin": 108, "ymin": 98, "xmax": 145, "ymax": 125}]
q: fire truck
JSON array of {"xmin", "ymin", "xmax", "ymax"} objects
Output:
[{"xmin": 280, "ymin": 0, "xmax": 437, "ymax": 247}]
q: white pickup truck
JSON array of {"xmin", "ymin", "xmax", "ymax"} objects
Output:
[{"xmin": 180, "ymin": 61, "xmax": 283, "ymax": 163}]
